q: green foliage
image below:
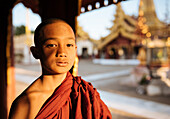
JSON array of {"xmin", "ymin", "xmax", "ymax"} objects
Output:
[
  {"xmin": 14, "ymin": 25, "xmax": 25, "ymax": 35},
  {"xmin": 31, "ymin": 30, "xmax": 34, "ymax": 33},
  {"xmin": 14, "ymin": 25, "xmax": 34, "ymax": 35}
]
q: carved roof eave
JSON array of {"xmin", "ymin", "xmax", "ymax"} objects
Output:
[
  {"xmin": 77, "ymin": 32, "xmax": 89, "ymax": 38},
  {"xmin": 98, "ymin": 31, "xmax": 119, "ymax": 49},
  {"xmin": 121, "ymin": 29, "xmax": 138, "ymax": 40},
  {"xmin": 90, "ymin": 38, "xmax": 101, "ymax": 45},
  {"xmin": 124, "ymin": 15, "xmax": 137, "ymax": 26},
  {"xmin": 77, "ymin": 25, "xmax": 100, "ymax": 45},
  {"xmin": 77, "ymin": 25, "xmax": 90, "ymax": 40},
  {"xmin": 122, "ymin": 21, "xmax": 136, "ymax": 32},
  {"xmin": 97, "ymin": 29, "xmax": 138, "ymax": 49},
  {"xmin": 109, "ymin": 14, "xmax": 137, "ymax": 32},
  {"xmin": 110, "ymin": 20, "xmax": 136, "ymax": 33}
]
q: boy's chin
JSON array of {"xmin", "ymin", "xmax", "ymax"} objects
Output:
[
  {"xmin": 42, "ymin": 65, "xmax": 73, "ymax": 75},
  {"xmin": 52, "ymin": 69, "xmax": 71, "ymax": 75}
]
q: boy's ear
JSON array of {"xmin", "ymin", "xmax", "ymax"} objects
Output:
[{"xmin": 30, "ymin": 46, "xmax": 40, "ymax": 59}]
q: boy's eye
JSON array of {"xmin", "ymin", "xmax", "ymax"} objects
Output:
[
  {"xmin": 67, "ymin": 44, "xmax": 74, "ymax": 47},
  {"xmin": 46, "ymin": 44, "xmax": 57, "ymax": 48}
]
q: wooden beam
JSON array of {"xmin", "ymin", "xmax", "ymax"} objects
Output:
[{"xmin": 81, "ymin": 0, "xmax": 127, "ymax": 13}]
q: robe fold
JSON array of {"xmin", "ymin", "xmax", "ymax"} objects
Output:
[{"xmin": 35, "ymin": 72, "xmax": 112, "ymax": 119}]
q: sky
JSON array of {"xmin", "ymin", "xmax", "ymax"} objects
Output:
[{"xmin": 13, "ymin": 0, "xmax": 170, "ymax": 40}]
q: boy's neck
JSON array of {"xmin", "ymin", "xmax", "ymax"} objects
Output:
[{"xmin": 40, "ymin": 72, "xmax": 67, "ymax": 91}]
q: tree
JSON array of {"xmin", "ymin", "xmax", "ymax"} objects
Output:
[
  {"xmin": 13, "ymin": 25, "xmax": 34, "ymax": 35},
  {"xmin": 14, "ymin": 25, "xmax": 25, "ymax": 35}
]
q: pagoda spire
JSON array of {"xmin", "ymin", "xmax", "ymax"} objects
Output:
[
  {"xmin": 137, "ymin": 0, "xmax": 151, "ymax": 43},
  {"xmin": 139, "ymin": 0, "xmax": 165, "ymax": 29}
]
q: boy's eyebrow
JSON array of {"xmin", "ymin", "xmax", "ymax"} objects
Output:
[
  {"xmin": 43, "ymin": 37, "xmax": 75, "ymax": 41},
  {"xmin": 67, "ymin": 37, "xmax": 75, "ymax": 40},
  {"xmin": 40, "ymin": 37, "xmax": 75, "ymax": 44}
]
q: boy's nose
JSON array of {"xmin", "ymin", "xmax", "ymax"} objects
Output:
[
  {"xmin": 56, "ymin": 47, "xmax": 67, "ymax": 57},
  {"xmin": 58, "ymin": 53, "xmax": 66, "ymax": 57}
]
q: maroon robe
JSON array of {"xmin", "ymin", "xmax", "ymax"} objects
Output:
[{"xmin": 35, "ymin": 72, "xmax": 112, "ymax": 119}]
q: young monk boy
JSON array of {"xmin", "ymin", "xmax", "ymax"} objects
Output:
[{"xmin": 9, "ymin": 19, "xmax": 112, "ymax": 119}]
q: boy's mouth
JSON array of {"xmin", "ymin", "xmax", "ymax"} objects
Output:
[{"xmin": 56, "ymin": 62, "xmax": 68, "ymax": 67}]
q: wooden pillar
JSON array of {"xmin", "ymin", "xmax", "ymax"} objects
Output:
[
  {"xmin": 0, "ymin": 5, "xmax": 15, "ymax": 118},
  {"xmin": 7, "ymin": 8, "xmax": 16, "ymax": 115},
  {"xmin": 0, "ymin": 10, "xmax": 8, "ymax": 119}
]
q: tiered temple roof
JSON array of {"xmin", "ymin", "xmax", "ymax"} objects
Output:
[
  {"xmin": 97, "ymin": 3, "xmax": 138, "ymax": 49},
  {"xmin": 77, "ymin": 24, "xmax": 99, "ymax": 46},
  {"xmin": 77, "ymin": 25, "xmax": 90, "ymax": 41}
]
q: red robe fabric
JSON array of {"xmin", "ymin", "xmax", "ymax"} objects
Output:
[{"xmin": 35, "ymin": 72, "xmax": 112, "ymax": 119}]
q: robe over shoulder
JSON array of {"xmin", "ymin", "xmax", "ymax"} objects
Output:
[{"xmin": 35, "ymin": 72, "xmax": 112, "ymax": 119}]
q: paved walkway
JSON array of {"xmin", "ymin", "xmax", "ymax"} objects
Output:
[
  {"xmin": 15, "ymin": 59, "xmax": 170, "ymax": 118},
  {"xmin": 99, "ymin": 90, "xmax": 170, "ymax": 119}
]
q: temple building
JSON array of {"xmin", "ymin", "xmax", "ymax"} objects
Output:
[
  {"xmin": 96, "ymin": 3, "xmax": 139, "ymax": 59},
  {"xmin": 95, "ymin": 0, "xmax": 170, "ymax": 65},
  {"xmin": 14, "ymin": 34, "xmax": 38, "ymax": 64},
  {"xmin": 76, "ymin": 25, "xmax": 98, "ymax": 58}
]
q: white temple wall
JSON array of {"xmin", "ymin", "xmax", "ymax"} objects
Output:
[
  {"xmin": 77, "ymin": 40, "xmax": 93, "ymax": 56},
  {"xmin": 14, "ymin": 34, "xmax": 39, "ymax": 64}
]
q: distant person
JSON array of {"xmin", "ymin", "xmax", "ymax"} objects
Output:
[{"xmin": 9, "ymin": 19, "xmax": 112, "ymax": 119}]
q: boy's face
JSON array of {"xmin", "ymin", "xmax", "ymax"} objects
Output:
[{"xmin": 38, "ymin": 22, "xmax": 77, "ymax": 75}]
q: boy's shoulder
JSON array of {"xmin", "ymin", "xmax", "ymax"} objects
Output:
[
  {"xmin": 9, "ymin": 78, "xmax": 41, "ymax": 118},
  {"xmin": 9, "ymin": 90, "xmax": 30, "ymax": 118},
  {"xmin": 11, "ymin": 80, "xmax": 36, "ymax": 109},
  {"xmin": 12, "ymin": 91, "xmax": 29, "ymax": 106}
]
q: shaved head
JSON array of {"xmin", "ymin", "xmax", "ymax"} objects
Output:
[{"xmin": 34, "ymin": 19, "xmax": 73, "ymax": 47}]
